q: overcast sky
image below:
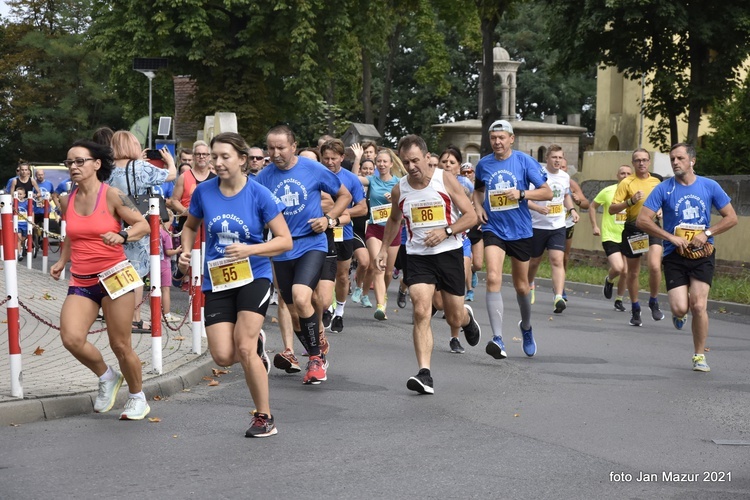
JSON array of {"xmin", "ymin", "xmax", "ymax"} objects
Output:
[{"xmin": 0, "ymin": 2, "xmax": 10, "ymax": 18}]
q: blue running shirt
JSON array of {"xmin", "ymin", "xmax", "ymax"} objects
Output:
[
  {"xmin": 190, "ymin": 177, "xmax": 284, "ymax": 290},
  {"xmin": 643, "ymin": 176, "xmax": 731, "ymax": 256},
  {"xmin": 335, "ymin": 168, "xmax": 365, "ymax": 240},
  {"xmin": 367, "ymin": 175, "xmax": 399, "ymax": 226},
  {"xmin": 474, "ymin": 150, "xmax": 547, "ymax": 240},
  {"xmin": 255, "ymin": 156, "xmax": 342, "ymax": 261}
]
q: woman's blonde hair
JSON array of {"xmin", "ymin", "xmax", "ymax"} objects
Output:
[
  {"xmin": 378, "ymin": 148, "xmax": 406, "ymax": 178},
  {"xmin": 111, "ymin": 130, "xmax": 142, "ymax": 161}
]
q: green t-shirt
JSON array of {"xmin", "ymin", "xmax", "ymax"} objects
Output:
[{"xmin": 594, "ymin": 184, "xmax": 626, "ymax": 243}]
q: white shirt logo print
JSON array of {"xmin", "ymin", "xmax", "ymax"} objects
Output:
[
  {"xmin": 280, "ymin": 184, "xmax": 300, "ymax": 207},
  {"xmin": 682, "ymin": 200, "xmax": 700, "ymax": 221},
  {"xmin": 217, "ymin": 219, "xmax": 240, "ymax": 245}
]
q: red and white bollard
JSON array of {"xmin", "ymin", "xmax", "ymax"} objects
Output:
[
  {"xmin": 1, "ymin": 193, "xmax": 23, "ymax": 398},
  {"xmin": 148, "ymin": 197, "xmax": 163, "ymax": 374},
  {"xmin": 191, "ymin": 224, "xmax": 203, "ymax": 355},
  {"xmin": 25, "ymin": 197, "xmax": 33, "ymax": 269},
  {"xmin": 41, "ymin": 194, "xmax": 50, "ymax": 274}
]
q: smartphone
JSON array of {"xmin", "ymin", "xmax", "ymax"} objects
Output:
[{"xmin": 146, "ymin": 149, "xmax": 166, "ymax": 168}]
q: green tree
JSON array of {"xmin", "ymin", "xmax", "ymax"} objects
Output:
[
  {"xmin": 544, "ymin": 0, "xmax": 750, "ymax": 148},
  {"xmin": 698, "ymin": 73, "xmax": 750, "ymax": 175},
  {"xmin": 0, "ymin": 0, "xmax": 127, "ymax": 175}
]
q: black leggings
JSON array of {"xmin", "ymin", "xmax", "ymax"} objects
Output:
[{"xmin": 272, "ymin": 250, "xmax": 326, "ymax": 306}]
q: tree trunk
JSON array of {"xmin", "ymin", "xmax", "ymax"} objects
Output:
[
  {"xmin": 362, "ymin": 47, "xmax": 373, "ymax": 124},
  {"xmin": 669, "ymin": 112, "xmax": 679, "ymax": 146},
  {"xmin": 378, "ymin": 22, "xmax": 401, "ymax": 136},
  {"xmin": 327, "ymin": 79, "xmax": 335, "ymax": 135},
  {"xmin": 479, "ymin": 16, "xmax": 500, "ymax": 157},
  {"xmin": 686, "ymin": 42, "xmax": 708, "ymax": 146}
]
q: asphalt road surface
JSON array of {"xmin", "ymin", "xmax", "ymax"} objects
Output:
[{"xmin": 1, "ymin": 280, "xmax": 748, "ymax": 499}]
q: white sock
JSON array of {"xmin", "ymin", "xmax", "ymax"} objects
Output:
[
  {"xmin": 99, "ymin": 366, "xmax": 116, "ymax": 382},
  {"xmin": 335, "ymin": 301, "xmax": 346, "ymax": 316},
  {"xmin": 129, "ymin": 391, "xmax": 146, "ymax": 401}
]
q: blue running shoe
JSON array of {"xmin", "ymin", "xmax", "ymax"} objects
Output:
[
  {"xmin": 361, "ymin": 295, "xmax": 373, "ymax": 308},
  {"xmin": 471, "ymin": 272, "xmax": 478, "ymax": 289},
  {"xmin": 673, "ymin": 314, "xmax": 688, "ymax": 330},
  {"xmin": 465, "ymin": 290, "xmax": 474, "ymax": 302},
  {"xmin": 351, "ymin": 287, "xmax": 363, "ymax": 304},
  {"xmin": 485, "ymin": 335, "xmax": 507, "ymax": 359},
  {"xmin": 519, "ymin": 320, "xmax": 536, "ymax": 357}
]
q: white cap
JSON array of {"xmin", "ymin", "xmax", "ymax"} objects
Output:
[{"xmin": 488, "ymin": 119, "xmax": 514, "ymax": 134}]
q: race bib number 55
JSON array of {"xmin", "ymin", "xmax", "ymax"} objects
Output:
[{"xmin": 208, "ymin": 257, "xmax": 253, "ymax": 292}]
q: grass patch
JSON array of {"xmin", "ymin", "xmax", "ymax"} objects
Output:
[{"xmin": 502, "ymin": 259, "xmax": 750, "ymax": 305}]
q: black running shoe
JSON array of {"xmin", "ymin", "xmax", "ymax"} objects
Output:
[
  {"xmin": 245, "ymin": 412, "xmax": 277, "ymax": 438},
  {"xmin": 406, "ymin": 368, "xmax": 434, "ymax": 395},
  {"xmin": 614, "ymin": 299, "xmax": 626, "ymax": 312},
  {"xmin": 397, "ymin": 289, "xmax": 407, "ymax": 309},
  {"xmin": 462, "ymin": 304, "xmax": 481, "ymax": 346},
  {"xmin": 603, "ymin": 276, "xmax": 614, "ymax": 299},
  {"xmin": 449, "ymin": 337, "xmax": 465, "ymax": 354},
  {"xmin": 629, "ymin": 308, "xmax": 642, "ymax": 327},
  {"xmin": 322, "ymin": 308, "xmax": 333, "ymax": 330},
  {"xmin": 649, "ymin": 300, "xmax": 665, "ymax": 321},
  {"xmin": 330, "ymin": 315, "xmax": 344, "ymax": 333}
]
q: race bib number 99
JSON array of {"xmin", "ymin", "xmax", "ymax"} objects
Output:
[
  {"xmin": 409, "ymin": 201, "xmax": 446, "ymax": 228},
  {"xmin": 371, "ymin": 203, "xmax": 391, "ymax": 225},
  {"xmin": 99, "ymin": 261, "xmax": 143, "ymax": 300},
  {"xmin": 488, "ymin": 190, "xmax": 519, "ymax": 212},
  {"xmin": 208, "ymin": 257, "xmax": 254, "ymax": 292}
]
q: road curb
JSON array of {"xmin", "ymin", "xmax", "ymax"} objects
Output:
[{"xmin": 0, "ymin": 351, "xmax": 215, "ymax": 426}]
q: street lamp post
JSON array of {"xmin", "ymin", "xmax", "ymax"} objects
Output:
[
  {"xmin": 139, "ymin": 71, "xmax": 156, "ymax": 149},
  {"xmin": 132, "ymin": 58, "xmax": 168, "ymax": 149}
]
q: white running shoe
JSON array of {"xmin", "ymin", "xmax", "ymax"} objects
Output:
[
  {"xmin": 93, "ymin": 370, "xmax": 124, "ymax": 413},
  {"xmin": 119, "ymin": 397, "xmax": 151, "ymax": 420}
]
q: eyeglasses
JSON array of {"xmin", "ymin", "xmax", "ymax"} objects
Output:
[
  {"xmin": 194, "ymin": 153, "xmax": 210, "ymax": 157},
  {"xmin": 250, "ymin": 156, "xmax": 264, "ymax": 161},
  {"xmin": 63, "ymin": 158, "xmax": 94, "ymax": 168}
]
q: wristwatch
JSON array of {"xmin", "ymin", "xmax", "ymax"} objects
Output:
[
  {"xmin": 325, "ymin": 214, "xmax": 335, "ymax": 228},
  {"xmin": 519, "ymin": 190, "xmax": 526, "ymax": 200},
  {"xmin": 704, "ymin": 229, "xmax": 713, "ymax": 238},
  {"xmin": 118, "ymin": 230, "xmax": 129, "ymax": 243},
  {"xmin": 444, "ymin": 227, "xmax": 454, "ymax": 237}
]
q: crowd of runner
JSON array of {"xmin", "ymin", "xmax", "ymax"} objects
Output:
[{"xmin": 4, "ymin": 119, "xmax": 736, "ymax": 438}]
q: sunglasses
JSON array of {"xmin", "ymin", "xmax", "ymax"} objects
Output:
[{"xmin": 250, "ymin": 156, "xmax": 264, "ymax": 161}]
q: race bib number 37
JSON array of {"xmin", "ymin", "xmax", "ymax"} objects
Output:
[
  {"xmin": 409, "ymin": 201, "xmax": 446, "ymax": 228},
  {"xmin": 99, "ymin": 260, "xmax": 143, "ymax": 300},
  {"xmin": 208, "ymin": 257, "xmax": 254, "ymax": 292},
  {"xmin": 488, "ymin": 190, "xmax": 519, "ymax": 212}
]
